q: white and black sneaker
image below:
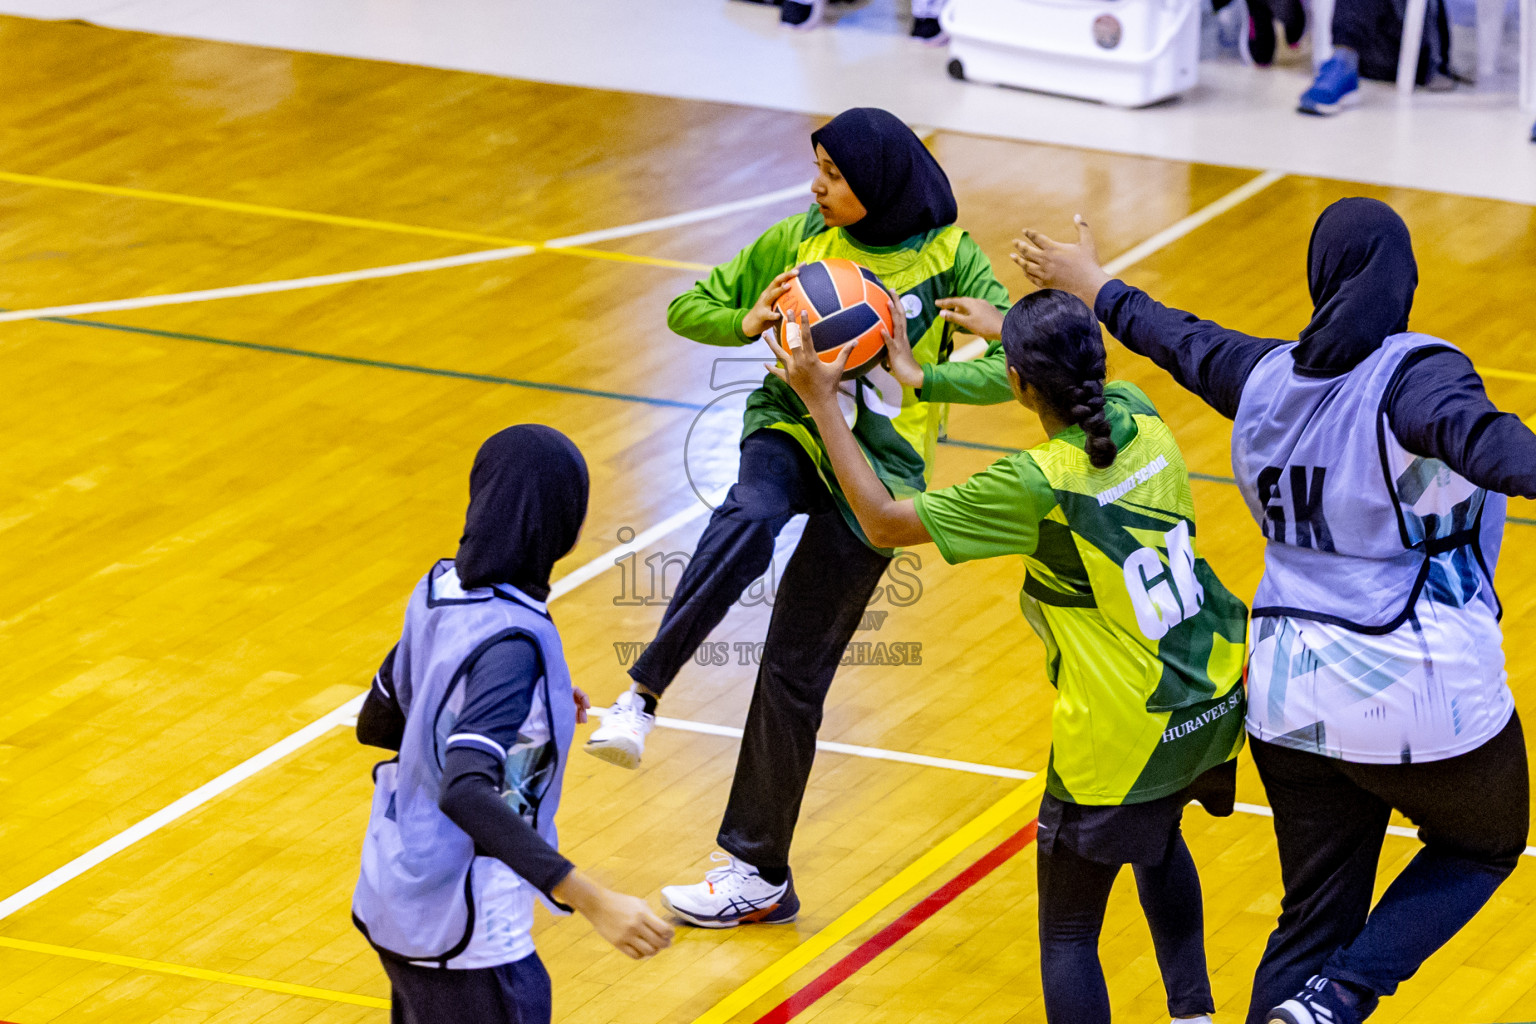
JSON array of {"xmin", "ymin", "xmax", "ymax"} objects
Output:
[
  {"xmin": 583, "ymin": 689, "xmax": 655, "ymax": 769},
  {"xmin": 1267, "ymin": 976, "xmax": 1368, "ymax": 1024},
  {"xmin": 661, "ymin": 853, "xmax": 800, "ymax": 928}
]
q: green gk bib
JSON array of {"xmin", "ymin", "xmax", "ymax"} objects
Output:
[{"xmin": 1022, "ymin": 393, "xmax": 1248, "ymax": 804}]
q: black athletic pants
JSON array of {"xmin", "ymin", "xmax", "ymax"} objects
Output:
[
  {"xmin": 1037, "ymin": 795, "xmax": 1215, "ymax": 1024},
  {"xmin": 630, "ymin": 430, "xmax": 891, "ymax": 870},
  {"xmin": 380, "ymin": 952, "xmax": 551, "ymax": 1024},
  {"xmin": 1331, "ymin": 0, "xmax": 1448, "ymax": 82},
  {"xmin": 1245, "ymin": 713, "xmax": 1529, "ymax": 1023}
]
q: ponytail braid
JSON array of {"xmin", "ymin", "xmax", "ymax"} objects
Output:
[
  {"xmin": 1069, "ymin": 378, "xmax": 1117, "ymax": 468},
  {"xmin": 1000, "ymin": 289, "xmax": 1119, "ymax": 470}
]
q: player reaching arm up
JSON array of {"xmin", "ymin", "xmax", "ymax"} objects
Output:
[
  {"xmin": 1018, "ymin": 201, "xmax": 1533, "ymax": 1024},
  {"xmin": 881, "ymin": 294, "xmax": 1015, "ymax": 408},
  {"xmin": 771, "ymin": 296, "xmax": 1247, "ymax": 1024},
  {"xmin": 353, "ymin": 426, "xmax": 670, "ymax": 1024}
]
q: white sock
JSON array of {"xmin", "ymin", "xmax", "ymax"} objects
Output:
[{"xmin": 1173, "ymin": 1016, "xmax": 1214, "ymax": 1024}]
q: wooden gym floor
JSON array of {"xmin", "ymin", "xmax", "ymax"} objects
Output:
[{"xmin": 2, "ymin": 14, "xmax": 1536, "ymax": 1024}]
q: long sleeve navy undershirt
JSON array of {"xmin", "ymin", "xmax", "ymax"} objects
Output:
[
  {"xmin": 1094, "ymin": 280, "xmax": 1536, "ymax": 498},
  {"xmin": 356, "ymin": 646, "xmax": 406, "ymax": 750},
  {"xmin": 356, "ymin": 641, "xmax": 575, "ymax": 901}
]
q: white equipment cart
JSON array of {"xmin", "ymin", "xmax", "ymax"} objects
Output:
[{"xmin": 941, "ymin": 0, "xmax": 1202, "ymax": 107}]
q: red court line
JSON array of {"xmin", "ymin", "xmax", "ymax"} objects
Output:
[{"xmin": 752, "ymin": 819, "xmax": 1041, "ymax": 1024}]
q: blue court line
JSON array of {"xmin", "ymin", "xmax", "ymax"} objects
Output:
[
  {"xmin": 27, "ymin": 313, "xmax": 1536, "ymax": 530},
  {"xmin": 33, "ymin": 314, "xmax": 707, "ymax": 411}
]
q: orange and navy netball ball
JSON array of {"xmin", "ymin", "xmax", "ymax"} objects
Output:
[{"xmin": 773, "ymin": 258, "xmax": 895, "ymax": 380}]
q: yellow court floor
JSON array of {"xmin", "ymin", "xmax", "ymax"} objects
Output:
[{"xmin": 2, "ymin": 13, "xmax": 1536, "ymax": 1024}]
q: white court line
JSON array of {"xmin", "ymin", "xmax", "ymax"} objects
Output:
[
  {"xmin": 951, "ymin": 338, "xmax": 992, "ymax": 362},
  {"xmin": 331, "ymin": 708, "xmax": 1036, "ymax": 781},
  {"xmin": 590, "ymin": 707, "xmax": 1035, "ymax": 780},
  {"xmin": 0, "ymin": 697, "xmax": 365, "ymax": 922},
  {"xmin": 0, "ymin": 165, "xmax": 824, "ymax": 915},
  {"xmin": 550, "ymin": 494, "xmax": 721, "ymax": 601},
  {"xmin": 341, "ymin": 712, "xmax": 1536, "ymax": 856},
  {"xmin": 1237, "ymin": 802, "xmax": 1536, "ymax": 858},
  {"xmin": 544, "ymin": 182, "xmax": 810, "ymax": 249},
  {"xmin": 0, "ymin": 502, "xmax": 721, "ymax": 923},
  {"xmin": 0, "ymin": 178, "xmax": 814, "ymax": 326},
  {"xmin": 0, "ymin": 163, "xmax": 1416, "ymax": 929},
  {"xmin": 1100, "ymin": 170, "xmax": 1286, "ymax": 276},
  {"xmin": 0, "ymin": 123, "xmax": 910, "ymax": 325},
  {"xmin": 950, "ymin": 169, "xmax": 1287, "ymax": 363},
  {"xmin": 0, "ymin": 245, "xmax": 536, "ymax": 325}
]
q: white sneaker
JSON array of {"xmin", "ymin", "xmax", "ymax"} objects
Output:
[
  {"xmin": 660, "ymin": 853, "xmax": 800, "ymax": 928},
  {"xmin": 583, "ymin": 689, "xmax": 654, "ymax": 769}
]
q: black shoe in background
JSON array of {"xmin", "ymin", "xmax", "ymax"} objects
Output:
[
  {"xmin": 1269, "ymin": 0, "xmax": 1305, "ymax": 45},
  {"xmin": 911, "ymin": 16, "xmax": 947, "ymax": 42},
  {"xmin": 1281, "ymin": 4, "xmax": 1305, "ymax": 45},
  {"xmin": 1246, "ymin": 0, "xmax": 1277, "ymax": 66},
  {"xmin": 780, "ymin": 0, "xmax": 816, "ymax": 24}
]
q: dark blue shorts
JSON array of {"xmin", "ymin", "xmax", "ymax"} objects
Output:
[
  {"xmin": 380, "ymin": 951, "xmax": 552, "ymax": 1024},
  {"xmin": 1036, "ymin": 758, "xmax": 1236, "ymax": 865}
]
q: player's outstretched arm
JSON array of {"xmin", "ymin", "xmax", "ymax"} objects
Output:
[
  {"xmin": 1388, "ymin": 349, "xmax": 1536, "ymax": 498},
  {"xmin": 1016, "ymin": 215, "xmax": 1280, "ymax": 421},
  {"xmin": 922, "ymin": 294, "xmax": 1013, "ymax": 406},
  {"xmin": 936, "ymin": 296, "xmax": 1004, "ymax": 342},
  {"xmin": 1012, "ymin": 216, "xmax": 1112, "ymax": 310},
  {"xmin": 438, "ymin": 746, "xmax": 672, "ymax": 959},
  {"xmin": 553, "ymin": 871, "xmax": 674, "ymax": 960},
  {"xmin": 767, "ymin": 311, "xmax": 932, "ymax": 550},
  {"xmin": 886, "ymin": 290, "xmax": 1010, "ymax": 406}
]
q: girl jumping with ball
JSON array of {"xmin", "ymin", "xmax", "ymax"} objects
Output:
[{"xmin": 582, "ymin": 107, "xmax": 1009, "ymax": 927}]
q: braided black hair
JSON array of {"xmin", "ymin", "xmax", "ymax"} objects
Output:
[{"xmin": 1000, "ymin": 289, "xmax": 1118, "ymax": 469}]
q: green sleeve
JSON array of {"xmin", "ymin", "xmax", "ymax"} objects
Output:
[
  {"xmin": 913, "ymin": 453, "xmax": 1054, "ymax": 565},
  {"xmin": 920, "ymin": 345, "xmax": 1013, "ymax": 406},
  {"xmin": 665, "ymin": 214, "xmax": 806, "ymax": 347},
  {"xmin": 915, "ymin": 234, "xmax": 1014, "ymax": 405},
  {"xmin": 1105, "ymin": 379, "xmax": 1159, "ymax": 416},
  {"xmin": 952, "ymin": 233, "xmax": 1012, "ymax": 314}
]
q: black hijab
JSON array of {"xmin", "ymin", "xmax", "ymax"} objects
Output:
[
  {"xmin": 810, "ymin": 108, "xmax": 958, "ymax": 248},
  {"xmin": 455, "ymin": 424, "xmax": 589, "ymax": 600},
  {"xmin": 1294, "ymin": 197, "xmax": 1418, "ymax": 375}
]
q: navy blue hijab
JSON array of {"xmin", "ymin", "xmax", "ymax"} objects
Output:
[
  {"xmin": 1295, "ymin": 197, "xmax": 1419, "ymax": 375},
  {"xmin": 456, "ymin": 424, "xmax": 589, "ymax": 599},
  {"xmin": 811, "ymin": 108, "xmax": 958, "ymax": 248}
]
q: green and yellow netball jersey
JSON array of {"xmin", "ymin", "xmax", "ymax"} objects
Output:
[
  {"xmin": 913, "ymin": 382, "xmax": 1248, "ymax": 806},
  {"xmin": 667, "ymin": 207, "xmax": 1010, "ymax": 551}
]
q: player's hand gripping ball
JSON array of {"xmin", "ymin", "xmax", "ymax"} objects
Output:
[{"xmin": 773, "ymin": 258, "xmax": 895, "ymax": 380}]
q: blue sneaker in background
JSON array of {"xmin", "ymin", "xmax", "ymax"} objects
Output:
[{"xmin": 1299, "ymin": 55, "xmax": 1360, "ymax": 116}]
